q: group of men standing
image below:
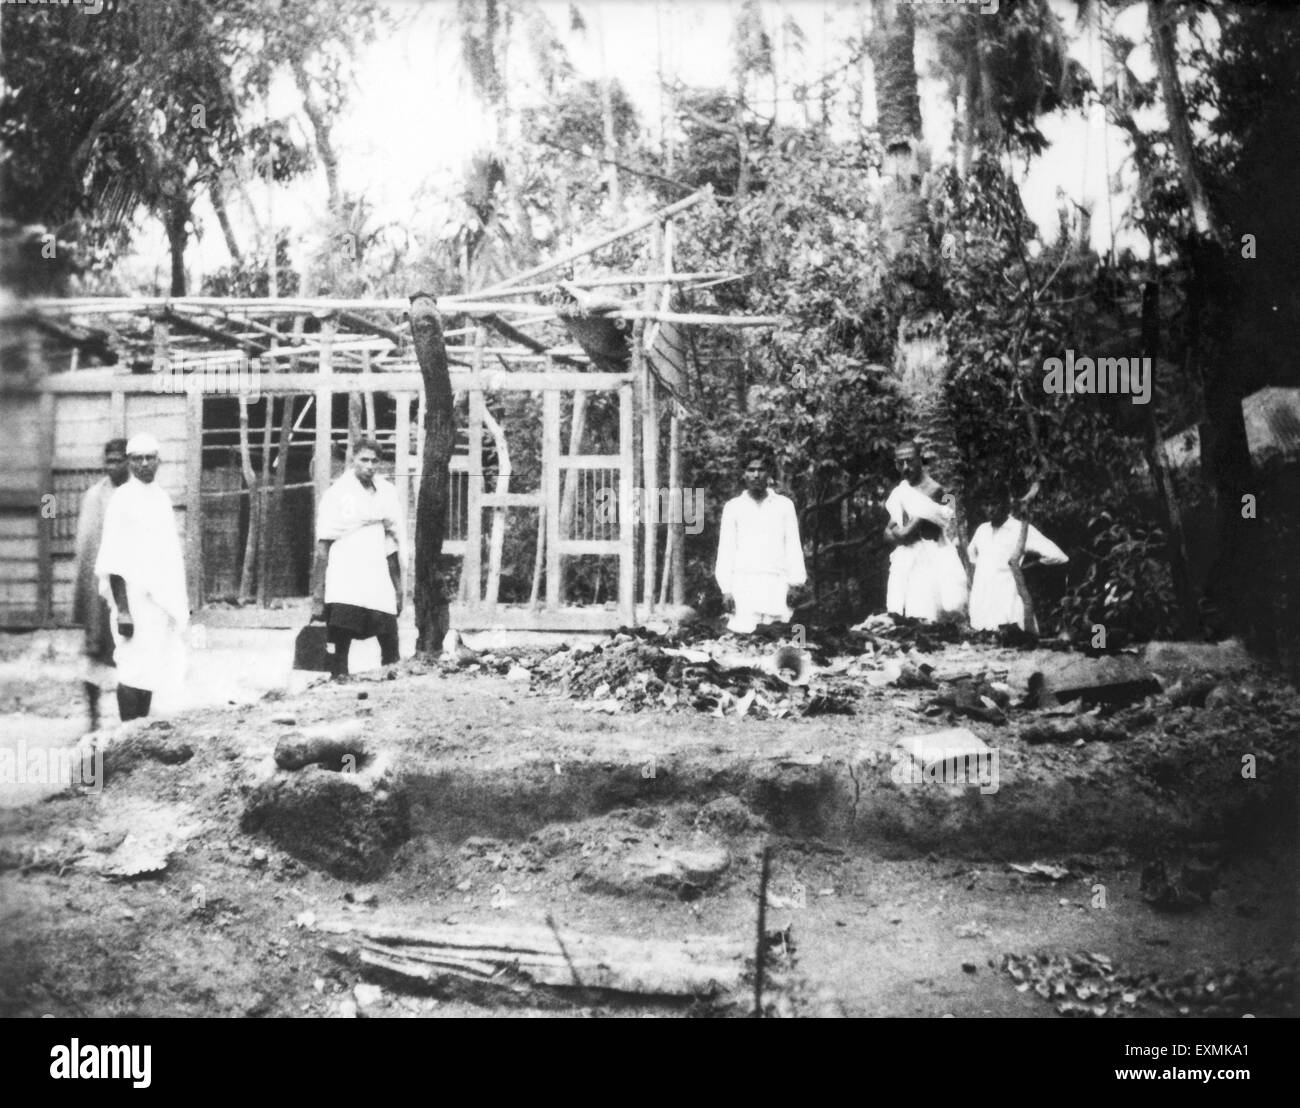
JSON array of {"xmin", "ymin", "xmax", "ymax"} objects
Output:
[
  {"xmin": 714, "ymin": 442, "xmax": 1067, "ymax": 635},
  {"xmin": 74, "ymin": 433, "xmax": 406, "ymax": 730},
  {"xmin": 72, "ymin": 428, "xmax": 1061, "ymax": 728}
]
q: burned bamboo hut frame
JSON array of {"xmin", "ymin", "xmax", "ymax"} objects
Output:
[{"xmin": 1, "ymin": 188, "xmax": 783, "ymax": 632}]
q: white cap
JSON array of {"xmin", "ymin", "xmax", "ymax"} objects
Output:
[{"xmin": 126, "ymin": 432, "xmax": 161, "ymax": 456}]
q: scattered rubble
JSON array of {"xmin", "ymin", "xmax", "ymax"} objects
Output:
[
  {"xmin": 420, "ymin": 620, "xmax": 1049, "ymax": 721},
  {"xmin": 1002, "ymin": 950, "xmax": 1295, "ymax": 1017}
]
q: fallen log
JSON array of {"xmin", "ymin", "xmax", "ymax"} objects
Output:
[{"xmin": 320, "ymin": 919, "xmax": 747, "ymax": 998}]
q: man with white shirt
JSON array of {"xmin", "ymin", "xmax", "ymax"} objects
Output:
[
  {"xmin": 94, "ymin": 432, "xmax": 189, "ymax": 721},
  {"xmin": 967, "ymin": 489, "xmax": 1069, "ymax": 632},
  {"xmin": 312, "ymin": 437, "xmax": 403, "ymax": 678},
  {"xmin": 714, "ymin": 452, "xmax": 807, "ymax": 634}
]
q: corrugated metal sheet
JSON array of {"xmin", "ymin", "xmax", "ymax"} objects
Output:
[
  {"xmin": 1243, "ymin": 387, "xmax": 1300, "ymax": 465},
  {"xmin": 1159, "ymin": 387, "xmax": 1300, "ymax": 471}
]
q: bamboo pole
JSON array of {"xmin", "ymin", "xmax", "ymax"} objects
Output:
[
  {"xmin": 313, "ymin": 321, "xmax": 335, "ymax": 519},
  {"xmin": 256, "ymin": 397, "xmax": 274, "ymax": 606},
  {"xmin": 362, "ymin": 348, "xmax": 376, "ymax": 432},
  {"xmin": 558, "ymin": 392, "xmax": 588, "ymax": 542},
  {"xmin": 237, "ymin": 396, "xmax": 259, "ymax": 602},
  {"xmin": 472, "ymin": 187, "xmax": 714, "ymax": 294},
  {"xmin": 483, "ymin": 404, "xmax": 510, "ymax": 607},
  {"xmin": 529, "ymin": 503, "xmax": 546, "ymax": 608}
]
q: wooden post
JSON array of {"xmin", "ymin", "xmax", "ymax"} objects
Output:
[
  {"xmin": 544, "ymin": 389, "xmax": 562, "ymax": 610},
  {"xmin": 347, "ymin": 391, "xmax": 363, "ymax": 459},
  {"xmin": 394, "ymin": 390, "xmax": 411, "ymax": 603},
  {"xmin": 668, "ymin": 400, "xmax": 685, "ymax": 605},
  {"xmin": 483, "ymin": 405, "xmax": 510, "ymax": 607},
  {"xmin": 256, "ymin": 397, "xmax": 274, "ymax": 606},
  {"xmin": 637, "ymin": 320, "xmax": 658, "ymax": 613},
  {"xmin": 237, "ymin": 396, "xmax": 259, "ymax": 602},
  {"xmin": 362, "ymin": 347, "xmax": 376, "ymax": 433},
  {"xmin": 110, "ymin": 388, "xmax": 125, "ymax": 437},
  {"xmin": 465, "ymin": 388, "xmax": 485, "ymax": 606},
  {"xmin": 185, "ymin": 387, "xmax": 203, "ymax": 611},
  {"xmin": 618, "ymin": 381, "xmax": 636, "ymax": 625},
  {"xmin": 36, "ymin": 391, "xmax": 54, "ymax": 625},
  {"xmin": 313, "ymin": 320, "xmax": 335, "ymax": 516}
]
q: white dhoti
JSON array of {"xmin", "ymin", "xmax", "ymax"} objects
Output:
[
  {"xmin": 106, "ymin": 591, "xmax": 186, "ymax": 692},
  {"xmin": 967, "ymin": 518, "xmax": 1068, "ymax": 631},
  {"xmin": 884, "ymin": 480, "xmax": 968, "ymax": 622},
  {"xmin": 715, "ymin": 490, "xmax": 807, "ymax": 635},
  {"xmin": 728, "ymin": 571, "xmax": 793, "ymax": 634},
  {"xmin": 95, "ymin": 476, "xmax": 189, "ymax": 695},
  {"xmin": 888, "ymin": 538, "xmax": 968, "ymax": 622}
]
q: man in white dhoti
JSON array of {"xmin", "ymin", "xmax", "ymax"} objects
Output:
[
  {"xmin": 95, "ymin": 433, "xmax": 189, "ymax": 721},
  {"xmin": 883, "ymin": 441, "xmax": 968, "ymax": 622},
  {"xmin": 968, "ymin": 491, "xmax": 1068, "ymax": 631},
  {"xmin": 74, "ymin": 438, "xmax": 129, "ymax": 730},
  {"xmin": 312, "ymin": 437, "xmax": 403, "ymax": 679},
  {"xmin": 715, "ymin": 453, "xmax": 807, "ymax": 634}
]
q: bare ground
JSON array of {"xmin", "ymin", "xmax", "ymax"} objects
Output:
[{"xmin": 0, "ymin": 628, "xmax": 1296, "ymax": 1018}]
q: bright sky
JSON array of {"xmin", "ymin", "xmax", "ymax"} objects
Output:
[{"xmin": 127, "ymin": 0, "xmax": 1162, "ymax": 292}]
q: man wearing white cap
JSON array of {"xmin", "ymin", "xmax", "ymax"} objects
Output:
[{"xmin": 95, "ymin": 433, "xmax": 189, "ymax": 720}]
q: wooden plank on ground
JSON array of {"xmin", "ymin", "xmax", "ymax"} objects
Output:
[{"xmin": 318, "ymin": 917, "xmax": 746, "ymax": 998}]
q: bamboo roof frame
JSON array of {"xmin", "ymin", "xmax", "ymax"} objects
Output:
[{"xmin": 9, "ymin": 186, "xmax": 784, "ymax": 380}]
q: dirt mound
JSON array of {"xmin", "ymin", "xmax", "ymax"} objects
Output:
[{"xmin": 243, "ymin": 757, "xmax": 410, "ymax": 880}]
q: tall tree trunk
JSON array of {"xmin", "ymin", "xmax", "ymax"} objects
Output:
[
  {"xmin": 165, "ymin": 198, "xmax": 189, "ymax": 296},
  {"xmin": 411, "ymin": 294, "xmax": 456, "ymax": 655},
  {"xmin": 1149, "ymin": 1, "xmax": 1219, "ymax": 244},
  {"xmin": 1148, "ymin": 3, "xmax": 1255, "ymax": 640},
  {"xmin": 210, "ymin": 176, "xmax": 243, "ymax": 264},
  {"xmin": 292, "ymin": 58, "xmax": 342, "ymax": 221}
]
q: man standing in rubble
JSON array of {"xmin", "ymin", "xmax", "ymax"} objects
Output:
[
  {"xmin": 95, "ymin": 433, "xmax": 190, "ymax": 721},
  {"xmin": 73, "ymin": 438, "xmax": 129, "ymax": 730},
  {"xmin": 312, "ymin": 437, "xmax": 403, "ymax": 679},
  {"xmin": 715, "ymin": 451, "xmax": 807, "ymax": 633},
  {"xmin": 883, "ymin": 440, "xmax": 968, "ymax": 622}
]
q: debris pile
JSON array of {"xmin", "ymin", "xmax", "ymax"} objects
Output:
[
  {"xmin": 436, "ymin": 629, "xmax": 871, "ymax": 718},
  {"xmin": 1001, "ymin": 951, "xmax": 1295, "ymax": 1017}
]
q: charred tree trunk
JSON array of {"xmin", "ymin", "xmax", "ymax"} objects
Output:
[{"xmin": 411, "ymin": 293, "xmax": 455, "ymax": 655}]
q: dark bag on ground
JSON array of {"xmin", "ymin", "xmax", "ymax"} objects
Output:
[{"xmin": 293, "ymin": 623, "xmax": 332, "ymax": 672}]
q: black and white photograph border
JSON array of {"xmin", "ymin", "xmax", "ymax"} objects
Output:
[{"xmin": 0, "ymin": 0, "xmax": 1295, "ymax": 1043}]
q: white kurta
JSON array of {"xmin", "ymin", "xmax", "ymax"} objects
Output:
[
  {"xmin": 715, "ymin": 491, "xmax": 807, "ymax": 633},
  {"xmin": 95, "ymin": 477, "xmax": 189, "ymax": 692},
  {"xmin": 317, "ymin": 472, "xmax": 403, "ymax": 615},
  {"xmin": 967, "ymin": 517, "xmax": 1068, "ymax": 630},
  {"xmin": 884, "ymin": 480, "xmax": 968, "ymax": 622}
]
